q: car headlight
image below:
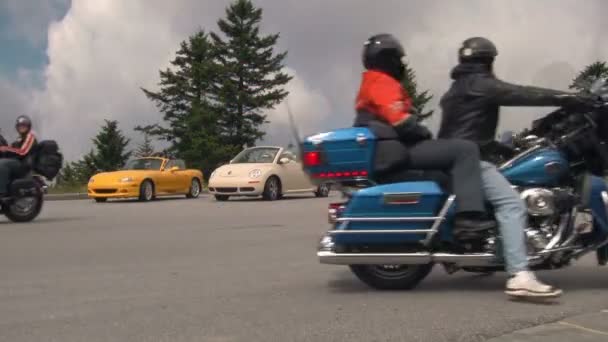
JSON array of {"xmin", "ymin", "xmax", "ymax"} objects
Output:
[
  {"xmin": 249, "ymin": 169, "xmax": 262, "ymax": 178},
  {"xmin": 119, "ymin": 177, "xmax": 134, "ymax": 183},
  {"xmin": 210, "ymin": 170, "xmax": 217, "ymax": 179},
  {"xmin": 88, "ymin": 178, "xmax": 95, "ymax": 184}
]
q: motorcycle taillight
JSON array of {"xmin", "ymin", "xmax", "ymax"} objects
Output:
[{"xmin": 328, "ymin": 202, "xmax": 346, "ymax": 224}]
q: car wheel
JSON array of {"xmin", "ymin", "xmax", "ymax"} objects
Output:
[
  {"xmin": 95, "ymin": 198, "xmax": 108, "ymax": 203},
  {"xmin": 138, "ymin": 180, "xmax": 155, "ymax": 202},
  {"xmin": 315, "ymin": 183, "xmax": 330, "ymax": 197},
  {"xmin": 215, "ymin": 195, "xmax": 230, "ymax": 201},
  {"xmin": 262, "ymin": 176, "xmax": 281, "ymax": 201},
  {"xmin": 186, "ymin": 178, "xmax": 202, "ymax": 199}
]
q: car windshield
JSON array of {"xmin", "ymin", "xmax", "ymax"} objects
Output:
[
  {"xmin": 124, "ymin": 159, "xmax": 163, "ymax": 170},
  {"xmin": 231, "ymin": 147, "xmax": 279, "ymax": 164}
]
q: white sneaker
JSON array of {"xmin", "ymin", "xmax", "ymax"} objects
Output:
[{"xmin": 505, "ymin": 271, "xmax": 563, "ymax": 298}]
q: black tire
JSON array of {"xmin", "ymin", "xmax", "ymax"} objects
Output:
[
  {"xmin": 95, "ymin": 198, "xmax": 107, "ymax": 203},
  {"xmin": 186, "ymin": 178, "xmax": 202, "ymax": 199},
  {"xmin": 5, "ymin": 195, "xmax": 43, "ymax": 223},
  {"xmin": 262, "ymin": 176, "xmax": 281, "ymax": 201},
  {"xmin": 349, "ymin": 264, "xmax": 434, "ymax": 290},
  {"xmin": 215, "ymin": 195, "xmax": 230, "ymax": 201},
  {"xmin": 138, "ymin": 180, "xmax": 155, "ymax": 202},
  {"xmin": 315, "ymin": 183, "xmax": 331, "ymax": 197}
]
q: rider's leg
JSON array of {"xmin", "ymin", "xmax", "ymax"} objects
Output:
[
  {"xmin": 0, "ymin": 158, "xmax": 22, "ymax": 196},
  {"xmin": 406, "ymin": 139, "xmax": 495, "ymax": 230},
  {"xmin": 480, "ymin": 161, "xmax": 562, "ymax": 297}
]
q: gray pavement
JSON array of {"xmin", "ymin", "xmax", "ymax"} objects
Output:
[{"xmin": 1, "ymin": 194, "xmax": 608, "ymax": 342}]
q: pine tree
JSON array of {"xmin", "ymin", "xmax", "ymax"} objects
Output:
[
  {"xmin": 134, "ymin": 132, "xmax": 155, "ymax": 158},
  {"xmin": 139, "ymin": 31, "xmax": 236, "ymax": 176},
  {"xmin": 92, "ymin": 120, "xmax": 131, "ymax": 172},
  {"xmin": 56, "ymin": 162, "xmax": 78, "ymax": 185},
  {"xmin": 401, "ymin": 59, "xmax": 433, "ymax": 118},
  {"xmin": 570, "ymin": 61, "xmax": 608, "ymax": 92},
  {"xmin": 210, "ymin": 0, "xmax": 292, "ymax": 147},
  {"xmin": 72, "ymin": 150, "xmax": 98, "ymax": 183}
]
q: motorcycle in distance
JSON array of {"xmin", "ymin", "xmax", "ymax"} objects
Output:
[
  {"xmin": 300, "ymin": 78, "xmax": 608, "ymax": 291},
  {"xmin": 0, "ymin": 135, "xmax": 63, "ymax": 223}
]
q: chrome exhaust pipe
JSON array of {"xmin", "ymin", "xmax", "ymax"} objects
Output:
[{"xmin": 318, "ymin": 251, "xmax": 498, "ymax": 266}]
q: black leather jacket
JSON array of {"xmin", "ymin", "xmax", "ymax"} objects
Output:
[{"xmin": 438, "ymin": 63, "xmax": 581, "ymax": 148}]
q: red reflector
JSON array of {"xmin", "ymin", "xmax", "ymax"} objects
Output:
[
  {"xmin": 343, "ymin": 172, "xmax": 351, "ymax": 177},
  {"xmin": 303, "ymin": 151, "xmax": 321, "ymax": 166}
]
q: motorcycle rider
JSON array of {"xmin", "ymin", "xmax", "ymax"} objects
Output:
[
  {"xmin": 0, "ymin": 115, "xmax": 37, "ymax": 197},
  {"xmin": 439, "ymin": 37, "xmax": 594, "ymax": 298},
  {"xmin": 355, "ymin": 33, "xmax": 496, "ymax": 231}
]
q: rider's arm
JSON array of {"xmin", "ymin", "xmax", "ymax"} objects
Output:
[
  {"xmin": 369, "ymin": 80, "xmax": 432, "ymax": 142},
  {"xmin": 470, "ymin": 76, "xmax": 582, "ymax": 107},
  {"xmin": 3, "ymin": 132, "xmax": 35, "ymax": 157}
]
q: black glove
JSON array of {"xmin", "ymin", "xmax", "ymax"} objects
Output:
[{"xmin": 393, "ymin": 115, "xmax": 433, "ymax": 144}]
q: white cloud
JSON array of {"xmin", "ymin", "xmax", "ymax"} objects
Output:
[{"xmin": 9, "ymin": 0, "xmax": 608, "ymax": 160}]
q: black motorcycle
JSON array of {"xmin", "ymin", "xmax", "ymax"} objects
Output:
[{"xmin": 0, "ymin": 137, "xmax": 62, "ymax": 223}]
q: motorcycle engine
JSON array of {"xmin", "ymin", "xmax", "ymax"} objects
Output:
[
  {"xmin": 520, "ymin": 188, "xmax": 556, "ymax": 216},
  {"xmin": 515, "ymin": 187, "xmax": 574, "ymax": 253}
]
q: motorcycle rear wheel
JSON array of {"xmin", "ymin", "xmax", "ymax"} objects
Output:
[
  {"xmin": 4, "ymin": 195, "xmax": 43, "ymax": 223},
  {"xmin": 349, "ymin": 263, "xmax": 434, "ymax": 290}
]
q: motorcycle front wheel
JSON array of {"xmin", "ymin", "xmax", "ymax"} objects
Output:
[
  {"xmin": 4, "ymin": 195, "xmax": 43, "ymax": 223},
  {"xmin": 349, "ymin": 264, "xmax": 434, "ymax": 290}
]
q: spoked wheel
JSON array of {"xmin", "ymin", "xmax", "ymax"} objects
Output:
[
  {"xmin": 262, "ymin": 177, "xmax": 281, "ymax": 201},
  {"xmin": 4, "ymin": 195, "xmax": 43, "ymax": 223},
  {"xmin": 186, "ymin": 178, "xmax": 201, "ymax": 199},
  {"xmin": 315, "ymin": 183, "xmax": 330, "ymax": 197},
  {"xmin": 349, "ymin": 264, "xmax": 434, "ymax": 290},
  {"xmin": 139, "ymin": 180, "xmax": 155, "ymax": 202}
]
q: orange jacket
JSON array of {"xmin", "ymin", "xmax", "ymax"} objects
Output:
[{"xmin": 355, "ymin": 70, "xmax": 413, "ymax": 125}]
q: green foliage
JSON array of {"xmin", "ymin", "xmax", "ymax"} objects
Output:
[
  {"xmin": 138, "ymin": 30, "xmax": 227, "ymax": 175},
  {"xmin": 134, "ymin": 131, "xmax": 155, "ymax": 158},
  {"xmin": 570, "ymin": 61, "xmax": 608, "ymax": 92},
  {"xmin": 92, "ymin": 120, "xmax": 131, "ymax": 172},
  {"xmin": 56, "ymin": 121, "xmax": 131, "ymax": 186},
  {"xmin": 140, "ymin": 0, "xmax": 291, "ymax": 178},
  {"xmin": 210, "ymin": 0, "xmax": 292, "ymax": 147},
  {"xmin": 401, "ymin": 59, "xmax": 433, "ymax": 118}
]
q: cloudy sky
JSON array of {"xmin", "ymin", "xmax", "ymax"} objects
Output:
[{"xmin": 1, "ymin": 0, "xmax": 607, "ymax": 161}]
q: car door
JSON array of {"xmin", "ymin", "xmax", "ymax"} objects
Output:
[
  {"xmin": 160, "ymin": 160, "xmax": 180, "ymax": 193},
  {"xmin": 173, "ymin": 159, "xmax": 191, "ymax": 192},
  {"xmin": 292, "ymin": 153, "xmax": 315, "ymax": 190},
  {"xmin": 277, "ymin": 151, "xmax": 305, "ymax": 191}
]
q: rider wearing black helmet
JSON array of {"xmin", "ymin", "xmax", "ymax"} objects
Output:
[
  {"xmin": 438, "ymin": 37, "xmax": 593, "ymax": 299},
  {"xmin": 355, "ymin": 33, "xmax": 496, "ymax": 231},
  {"xmin": 0, "ymin": 115, "xmax": 38, "ymax": 197}
]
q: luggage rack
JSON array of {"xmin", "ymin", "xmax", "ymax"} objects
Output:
[{"xmin": 328, "ymin": 195, "xmax": 456, "ymax": 246}]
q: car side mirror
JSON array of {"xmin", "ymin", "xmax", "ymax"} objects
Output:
[{"xmin": 278, "ymin": 157, "xmax": 290, "ymax": 164}]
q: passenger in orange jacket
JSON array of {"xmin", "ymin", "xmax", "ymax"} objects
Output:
[{"xmin": 354, "ymin": 33, "xmax": 495, "ymax": 233}]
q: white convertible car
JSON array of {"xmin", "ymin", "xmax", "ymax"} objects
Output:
[{"xmin": 208, "ymin": 146, "xmax": 330, "ymax": 201}]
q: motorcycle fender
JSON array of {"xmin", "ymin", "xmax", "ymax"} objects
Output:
[{"xmin": 9, "ymin": 179, "xmax": 41, "ymax": 198}]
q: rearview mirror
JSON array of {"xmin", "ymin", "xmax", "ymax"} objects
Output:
[{"xmin": 279, "ymin": 157, "xmax": 290, "ymax": 164}]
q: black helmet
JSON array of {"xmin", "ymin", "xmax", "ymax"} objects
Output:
[
  {"xmin": 362, "ymin": 33, "xmax": 406, "ymax": 80},
  {"xmin": 459, "ymin": 37, "xmax": 498, "ymax": 63},
  {"xmin": 15, "ymin": 115, "xmax": 32, "ymax": 131}
]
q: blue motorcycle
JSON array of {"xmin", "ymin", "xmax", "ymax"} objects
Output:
[{"xmin": 301, "ymin": 79, "xmax": 608, "ymax": 290}]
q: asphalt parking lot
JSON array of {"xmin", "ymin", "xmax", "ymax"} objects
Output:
[{"xmin": 1, "ymin": 194, "xmax": 608, "ymax": 342}]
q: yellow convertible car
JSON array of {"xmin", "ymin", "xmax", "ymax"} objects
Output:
[
  {"xmin": 208, "ymin": 146, "xmax": 330, "ymax": 201},
  {"xmin": 88, "ymin": 157, "xmax": 203, "ymax": 202}
]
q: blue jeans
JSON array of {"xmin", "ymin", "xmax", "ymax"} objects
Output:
[{"xmin": 480, "ymin": 161, "xmax": 528, "ymax": 274}]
